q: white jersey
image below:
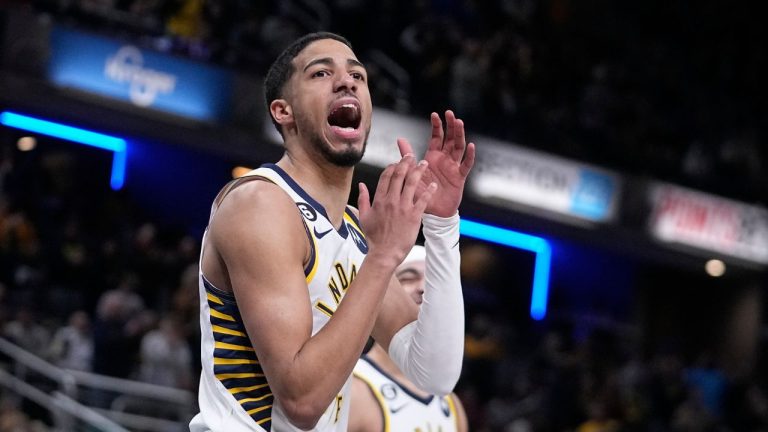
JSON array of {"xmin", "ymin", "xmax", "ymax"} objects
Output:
[
  {"xmin": 191, "ymin": 164, "xmax": 369, "ymax": 431},
  {"xmin": 353, "ymin": 356, "xmax": 460, "ymax": 432}
]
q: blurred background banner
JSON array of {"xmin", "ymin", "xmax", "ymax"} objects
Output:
[
  {"xmin": 649, "ymin": 182, "xmax": 768, "ymax": 265},
  {"xmin": 470, "ymin": 138, "xmax": 619, "ymax": 224},
  {"xmin": 48, "ymin": 26, "xmax": 233, "ymax": 122},
  {"xmin": 363, "ymin": 108, "xmax": 431, "ymax": 168}
]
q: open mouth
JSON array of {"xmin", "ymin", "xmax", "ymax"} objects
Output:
[{"xmin": 327, "ymin": 103, "xmax": 361, "ymax": 132}]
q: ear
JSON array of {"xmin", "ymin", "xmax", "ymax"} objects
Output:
[{"xmin": 270, "ymin": 99, "xmax": 294, "ymax": 130}]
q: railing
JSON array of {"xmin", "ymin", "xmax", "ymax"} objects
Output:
[
  {"xmin": 0, "ymin": 368, "xmax": 129, "ymax": 432},
  {"xmin": 0, "ymin": 337, "xmax": 196, "ymax": 432}
]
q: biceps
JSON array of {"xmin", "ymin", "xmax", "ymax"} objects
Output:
[{"xmin": 231, "ymin": 263, "xmax": 314, "ymax": 369}]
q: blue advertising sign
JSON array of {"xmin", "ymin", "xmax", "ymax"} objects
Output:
[
  {"xmin": 48, "ymin": 26, "xmax": 232, "ymax": 121},
  {"xmin": 570, "ymin": 169, "xmax": 616, "ymax": 220},
  {"xmin": 470, "ymin": 139, "xmax": 620, "ymax": 223}
]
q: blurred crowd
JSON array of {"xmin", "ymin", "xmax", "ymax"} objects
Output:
[
  {"xmin": 0, "ymin": 141, "xmax": 200, "ymax": 430},
  {"xmin": 9, "ymin": 0, "xmax": 765, "ymax": 206}
]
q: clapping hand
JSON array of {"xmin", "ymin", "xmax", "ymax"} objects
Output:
[{"xmin": 398, "ymin": 110, "xmax": 476, "ymax": 217}]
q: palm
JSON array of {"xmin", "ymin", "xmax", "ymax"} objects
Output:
[{"xmin": 399, "ymin": 111, "xmax": 476, "ymax": 218}]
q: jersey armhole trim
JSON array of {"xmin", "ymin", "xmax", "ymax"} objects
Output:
[
  {"xmin": 213, "ymin": 175, "xmax": 275, "ymax": 209},
  {"xmin": 302, "ymin": 218, "xmax": 318, "ymax": 282},
  {"xmin": 447, "ymin": 394, "xmax": 460, "ymax": 430},
  {"xmin": 361, "ymin": 356, "xmax": 434, "ymax": 405},
  {"xmin": 353, "ymin": 372, "xmax": 390, "ymax": 432}
]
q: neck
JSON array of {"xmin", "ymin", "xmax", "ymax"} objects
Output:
[
  {"xmin": 366, "ymin": 344, "xmax": 431, "ymax": 399},
  {"xmin": 276, "ymin": 147, "xmax": 354, "ymax": 228}
]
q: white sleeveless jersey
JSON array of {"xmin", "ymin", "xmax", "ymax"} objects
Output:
[
  {"xmin": 353, "ymin": 356, "xmax": 460, "ymax": 432},
  {"xmin": 190, "ymin": 164, "xmax": 369, "ymax": 432}
]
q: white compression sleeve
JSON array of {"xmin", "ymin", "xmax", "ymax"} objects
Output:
[{"xmin": 388, "ymin": 212, "xmax": 464, "ymax": 396}]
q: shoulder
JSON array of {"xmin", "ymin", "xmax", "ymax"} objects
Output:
[
  {"xmin": 210, "ymin": 180, "xmax": 302, "ymax": 242},
  {"xmin": 215, "ymin": 178, "xmax": 296, "ymax": 219},
  {"xmin": 208, "ymin": 178, "xmax": 309, "ymax": 266},
  {"xmin": 349, "ymin": 373, "xmax": 384, "ymax": 432}
]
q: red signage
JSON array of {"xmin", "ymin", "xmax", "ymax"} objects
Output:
[{"xmin": 650, "ymin": 184, "xmax": 768, "ymax": 264}]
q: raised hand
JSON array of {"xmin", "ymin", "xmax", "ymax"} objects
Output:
[
  {"xmin": 357, "ymin": 155, "xmax": 438, "ymax": 268},
  {"xmin": 398, "ymin": 110, "xmax": 476, "ymax": 217}
]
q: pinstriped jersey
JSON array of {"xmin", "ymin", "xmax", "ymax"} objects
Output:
[
  {"xmin": 190, "ymin": 164, "xmax": 369, "ymax": 432},
  {"xmin": 353, "ymin": 356, "xmax": 460, "ymax": 432}
]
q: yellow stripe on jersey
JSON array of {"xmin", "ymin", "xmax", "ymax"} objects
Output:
[
  {"xmin": 214, "ymin": 358, "xmax": 259, "ymax": 365},
  {"xmin": 215, "ymin": 341, "xmax": 255, "ymax": 352},
  {"xmin": 216, "ymin": 372, "xmax": 264, "ymax": 380},
  {"xmin": 229, "ymin": 383, "xmax": 270, "ymax": 395},
  {"xmin": 446, "ymin": 395, "xmax": 459, "ymax": 430},
  {"xmin": 207, "ymin": 292, "xmax": 224, "ymax": 305},
  {"xmin": 353, "ymin": 372, "xmax": 391, "ymax": 432},
  {"xmin": 343, "ymin": 212, "xmax": 365, "ymax": 237},
  {"xmin": 305, "ymin": 222, "xmax": 319, "ymax": 284},
  {"xmin": 212, "ymin": 325, "xmax": 247, "ymax": 337},
  {"xmin": 257, "ymin": 417, "xmax": 271, "ymax": 426},
  {"xmin": 210, "ymin": 309, "xmax": 236, "ymax": 322},
  {"xmin": 239, "ymin": 394, "xmax": 273, "ymax": 404},
  {"xmin": 247, "ymin": 405, "xmax": 272, "ymax": 415}
]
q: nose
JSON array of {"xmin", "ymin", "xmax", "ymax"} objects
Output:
[{"xmin": 333, "ymin": 72, "xmax": 357, "ymax": 93}]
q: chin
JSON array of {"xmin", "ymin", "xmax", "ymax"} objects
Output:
[
  {"xmin": 314, "ymin": 132, "xmax": 367, "ymax": 167},
  {"xmin": 325, "ymin": 147, "xmax": 364, "ymax": 167}
]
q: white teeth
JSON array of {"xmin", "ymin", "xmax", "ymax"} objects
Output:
[{"xmin": 341, "ymin": 104, "xmax": 358, "ymax": 111}]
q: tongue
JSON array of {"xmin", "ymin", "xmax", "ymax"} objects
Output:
[{"xmin": 329, "ymin": 106, "xmax": 359, "ymax": 128}]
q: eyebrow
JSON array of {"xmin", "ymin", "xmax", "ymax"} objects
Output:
[{"xmin": 303, "ymin": 57, "xmax": 366, "ymax": 72}]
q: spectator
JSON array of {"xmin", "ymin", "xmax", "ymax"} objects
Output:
[
  {"xmin": 138, "ymin": 314, "xmax": 193, "ymax": 389},
  {"xmin": 2, "ymin": 307, "xmax": 49, "ymax": 357},
  {"xmin": 92, "ymin": 289, "xmax": 152, "ymax": 379},
  {"xmin": 48, "ymin": 310, "xmax": 93, "ymax": 371},
  {"xmin": 449, "ymin": 38, "xmax": 488, "ymax": 122}
]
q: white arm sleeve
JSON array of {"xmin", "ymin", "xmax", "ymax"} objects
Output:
[{"xmin": 388, "ymin": 212, "xmax": 464, "ymax": 396}]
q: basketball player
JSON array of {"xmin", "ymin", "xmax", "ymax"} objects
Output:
[
  {"xmin": 190, "ymin": 32, "xmax": 475, "ymax": 431},
  {"xmin": 350, "ymin": 245, "xmax": 469, "ymax": 432}
]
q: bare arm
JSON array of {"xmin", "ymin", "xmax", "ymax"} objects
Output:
[
  {"xmin": 208, "ymin": 156, "xmax": 434, "ymax": 428},
  {"xmin": 348, "ymin": 376, "xmax": 384, "ymax": 432}
]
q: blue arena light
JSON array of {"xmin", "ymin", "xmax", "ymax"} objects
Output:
[
  {"xmin": 460, "ymin": 218, "xmax": 552, "ymax": 320},
  {"xmin": 0, "ymin": 111, "xmax": 127, "ymax": 190},
  {"xmin": 110, "ymin": 144, "xmax": 127, "ymax": 190}
]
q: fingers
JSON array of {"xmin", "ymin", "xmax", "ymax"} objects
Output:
[
  {"xmin": 397, "ymin": 138, "xmax": 414, "ymax": 157},
  {"xmin": 375, "ymin": 163, "xmax": 396, "ymax": 197},
  {"xmin": 401, "ymin": 159, "xmax": 428, "ymax": 205},
  {"xmin": 386, "ymin": 153, "xmax": 416, "ymax": 197},
  {"xmin": 431, "ymin": 110, "xmax": 466, "ymax": 160},
  {"xmin": 428, "ymin": 112, "xmax": 443, "ymax": 151},
  {"xmin": 375, "ymin": 153, "xmax": 430, "ymax": 208},
  {"xmin": 357, "ymin": 182, "xmax": 371, "ymax": 217},
  {"xmin": 451, "ymin": 118, "xmax": 467, "ymax": 161},
  {"xmin": 414, "ymin": 181, "xmax": 438, "ymax": 213},
  {"xmin": 444, "ymin": 110, "xmax": 456, "ymax": 153},
  {"xmin": 459, "ymin": 142, "xmax": 476, "ymax": 177}
]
